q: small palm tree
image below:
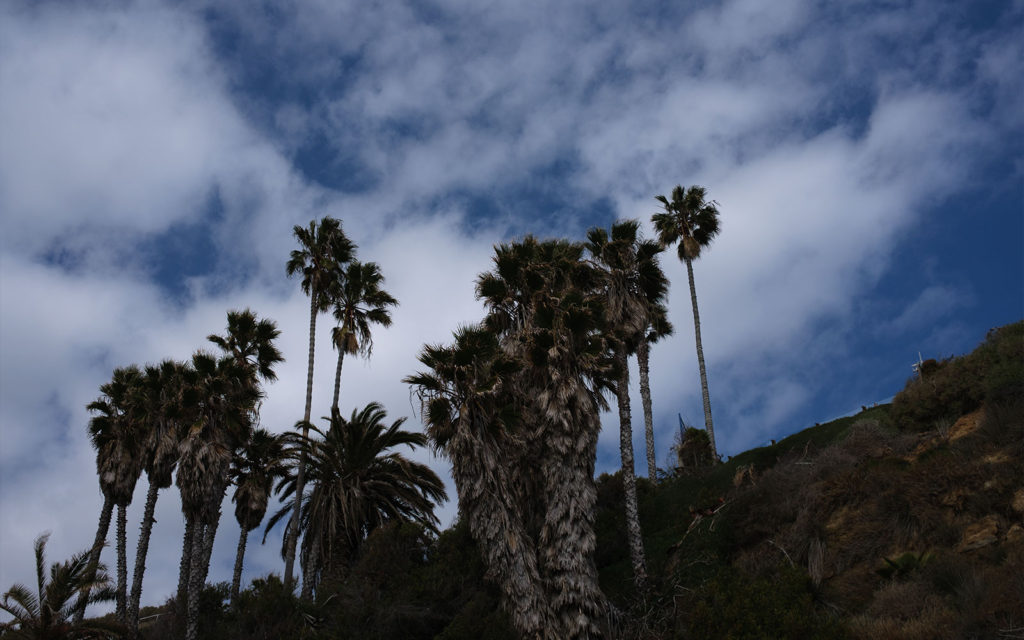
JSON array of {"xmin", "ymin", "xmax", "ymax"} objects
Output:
[
  {"xmin": 229, "ymin": 428, "xmax": 288, "ymax": 604},
  {"xmin": 586, "ymin": 219, "xmax": 668, "ymax": 590},
  {"xmin": 78, "ymin": 365, "xmax": 146, "ymax": 625},
  {"xmin": 2, "ymin": 533, "xmax": 124, "ymax": 639},
  {"xmin": 284, "ymin": 217, "xmax": 354, "ymax": 587},
  {"xmin": 328, "ymin": 260, "xmax": 398, "ymax": 412},
  {"xmin": 266, "ymin": 403, "xmax": 446, "ymax": 598},
  {"xmin": 653, "ymin": 185, "xmax": 722, "ymax": 460}
]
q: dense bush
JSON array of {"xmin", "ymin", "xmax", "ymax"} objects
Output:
[{"xmin": 891, "ymin": 321, "xmax": 1023, "ymax": 431}]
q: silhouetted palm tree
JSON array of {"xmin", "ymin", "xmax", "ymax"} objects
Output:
[
  {"xmin": 329, "ymin": 260, "xmax": 398, "ymax": 412},
  {"xmin": 284, "ymin": 217, "xmax": 354, "ymax": 587},
  {"xmin": 229, "ymin": 428, "xmax": 288, "ymax": 604},
  {"xmin": 127, "ymin": 360, "xmax": 188, "ymax": 638},
  {"xmin": 266, "ymin": 403, "xmax": 445, "ymax": 598},
  {"xmin": 477, "ymin": 236, "xmax": 615, "ymax": 639},
  {"xmin": 2, "ymin": 533, "xmax": 124, "ymax": 639},
  {"xmin": 406, "ymin": 325, "xmax": 550, "ymax": 638},
  {"xmin": 78, "ymin": 365, "xmax": 145, "ymax": 625},
  {"xmin": 653, "ymin": 185, "xmax": 722, "ymax": 459},
  {"xmin": 176, "ymin": 352, "xmax": 257, "ymax": 640},
  {"xmin": 586, "ymin": 219, "xmax": 667, "ymax": 590}
]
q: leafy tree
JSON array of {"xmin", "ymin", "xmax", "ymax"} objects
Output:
[
  {"xmin": 329, "ymin": 260, "xmax": 398, "ymax": 412},
  {"xmin": 1, "ymin": 533, "xmax": 124, "ymax": 639},
  {"xmin": 229, "ymin": 429, "xmax": 288, "ymax": 604},
  {"xmin": 284, "ymin": 217, "xmax": 354, "ymax": 588},
  {"xmin": 586, "ymin": 219, "xmax": 668, "ymax": 590},
  {"xmin": 266, "ymin": 403, "xmax": 446, "ymax": 598},
  {"xmin": 653, "ymin": 185, "xmax": 722, "ymax": 460}
]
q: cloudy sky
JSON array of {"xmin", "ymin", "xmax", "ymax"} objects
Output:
[{"xmin": 1, "ymin": 0, "xmax": 1021, "ymax": 616}]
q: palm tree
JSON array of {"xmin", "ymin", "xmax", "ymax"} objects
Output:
[
  {"xmin": 266, "ymin": 403, "xmax": 446, "ymax": 598},
  {"xmin": 229, "ymin": 428, "xmax": 288, "ymax": 604},
  {"xmin": 586, "ymin": 220, "xmax": 668, "ymax": 590},
  {"xmin": 637, "ymin": 305, "xmax": 673, "ymax": 480},
  {"xmin": 476, "ymin": 236, "xmax": 615, "ymax": 639},
  {"xmin": 653, "ymin": 185, "xmax": 722, "ymax": 460},
  {"xmin": 406, "ymin": 325, "xmax": 551, "ymax": 639},
  {"xmin": 329, "ymin": 260, "xmax": 398, "ymax": 413},
  {"xmin": 126, "ymin": 360, "xmax": 188, "ymax": 639},
  {"xmin": 77, "ymin": 365, "xmax": 146, "ymax": 625},
  {"xmin": 176, "ymin": 352, "xmax": 258, "ymax": 640},
  {"xmin": 284, "ymin": 217, "xmax": 354, "ymax": 587},
  {"xmin": 1, "ymin": 533, "xmax": 124, "ymax": 639}
]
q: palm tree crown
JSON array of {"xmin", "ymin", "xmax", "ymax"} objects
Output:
[{"xmin": 652, "ymin": 184, "xmax": 721, "ymax": 262}]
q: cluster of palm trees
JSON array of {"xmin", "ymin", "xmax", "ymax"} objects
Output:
[
  {"xmin": 70, "ymin": 309, "xmax": 283, "ymax": 640},
  {"xmin": 2, "ymin": 185, "xmax": 719, "ymax": 640},
  {"xmin": 406, "ymin": 185, "xmax": 721, "ymax": 639}
]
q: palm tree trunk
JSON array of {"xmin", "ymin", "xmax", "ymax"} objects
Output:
[
  {"xmin": 637, "ymin": 338, "xmax": 657, "ymax": 480},
  {"xmin": 453, "ymin": 429, "xmax": 549, "ymax": 639},
  {"xmin": 331, "ymin": 348, "xmax": 345, "ymax": 413},
  {"xmin": 186, "ymin": 521, "xmax": 206, "ymax": 640},
  {"xmin": 116, "ymin": 504, "xmax": 128, "ymax": 623},
  {"xmin": 177, "ymin": 516, "xmax": 195, "ymax": 609},
  {"xmin": 685, "ymin": 257, "xmax": 716, "ymax": 460},
  {"xmin": 615, "ymin": 351, "xmax": 648, "ymax": 590},
  {"xmin": 128, "ymin": 479, "xmax": 160, "ymax": 638},
  {"xmin": 539, "ymin": 408, "xmax": 605, "ymax": 640},
  {"xmin": 285, "ymin": 294, "xmax": 317, "ymax": 588},
  {"xmin": 73, "ymin": 494, "xmax": 114, "ymax": 623},
  {"xmin": 300, "ymin": 534, "xmax": 314, "ymax": 601},
  {"xmin": 231, "ymin": 527, "xmax": 248, "ymax": 605},
  {"xmin": 197, "ymin": 506, "xmax": 222, "ymax": 588}
]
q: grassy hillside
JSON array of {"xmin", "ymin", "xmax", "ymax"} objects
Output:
[{"xmin": 132, "ymin": 321, "xmax": 1022, "ymax": 639}]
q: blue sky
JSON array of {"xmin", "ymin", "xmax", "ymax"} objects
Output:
[{"xmin": 1, "ymin": 0, "xmax": 1021, "ymax": 615}]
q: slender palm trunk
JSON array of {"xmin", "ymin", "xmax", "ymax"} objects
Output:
[
  {"xmin": 116, "ymin": 504, "xmax": 128, "ymax": 623},
  {"xmin": 198, "ymin": 510, "xmax": 220, "ymax": 588},
  {"xmin": 177, "ymin": 517, "xmax": 195, "ymax": 608},
  {"xmin": 615, "ymin": 351, "xmax": 647, "ymax": 590},
  {"xmin": 685, "ymin": 258, "xmax": 716, "ymax": 460},
  {"xmin": 231, "ymin": 528, "xmax": 249, "ymax": 605},
  {"xmin": 128, "ymin": 480, "xmax": 160, "ymax": 637},
  {"xmin": 285, "ymin": 294, "xmax": 317, "ymax": 588},
  {"xmin": 331, "ymin": 348, "xmax": 346, "ymax": 413},
  {"xmin": 637, "ymin": 338, "xmax": 657, "ymax": 480},
  {"xmin": 74, "ymin": 494, "xmax": 114, "ymax": 623}
]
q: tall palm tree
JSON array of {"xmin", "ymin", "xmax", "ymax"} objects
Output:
[
  {"xmin": 329, "ymin": 260, "xmax": 398, "ymax": 413},
  {"xmin": 406, "ymin": 325, "xmax": 551, "ymax": 639},
  {"xmin": 586, "ymin": 220, "xmax": 668, "ymax": 590},
  {"xmin": 653, "ymin": 185, "xmax": 722, "ymax": 460},
  {"xmin": 284, "ymin": 217, "xmax": 354, "ymax": 587},
  {"xmin": 126, "ymin": 360, "xmax": 188, "ymax": 639},
  {"xmin": 77, "ymin": 365, "xmax": 146, "ymax": 625},
  {"xmin": 266, "ymin": 403, "xmax": 446, "ymax": 598},
  {"xmin": 229, "ymin": 428, "xmax": 288, "ymax": 604},
  {"xmin": 476, "ymin": 236, "xmax": 615, "ymax": 639},
  {"xmin": 2, "ymin": 533, "xmax": 124, "ymax": 639},
  {"xmin": 637, "ymin": 305, "xmax": 673, "ymax": 480},
  {"xmin": 176, "ymin": 352, "xmax": 258, "ymax": 640}
]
